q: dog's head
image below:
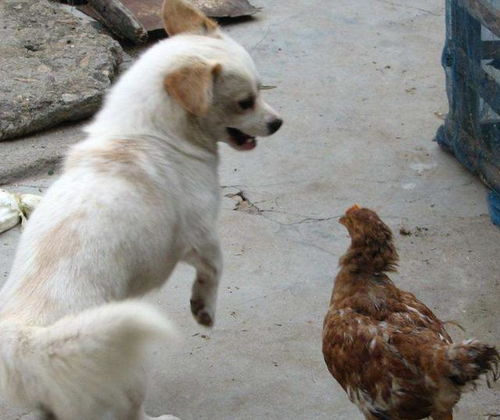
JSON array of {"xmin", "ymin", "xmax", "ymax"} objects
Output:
[{"xmin": 161, "ymin": 0, "xmax": 283, "ymax": 151}]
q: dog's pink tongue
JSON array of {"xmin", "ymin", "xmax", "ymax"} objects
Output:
[{"xmin": 239, "ymin": 139, "xmax": 257, "ymax": 151}]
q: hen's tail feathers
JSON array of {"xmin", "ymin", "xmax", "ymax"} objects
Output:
[
  {"xmin": 0, "ymin": 301, "xmax": 177, "ymax": 418},
  {"xmin": 446, "ymin": 340, "xmax": 499, "ymax": 388}
]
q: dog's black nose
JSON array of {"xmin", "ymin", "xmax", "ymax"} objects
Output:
[{"xmin": 267, "ymin": 118, "xmax": 283, "ymax": 134}]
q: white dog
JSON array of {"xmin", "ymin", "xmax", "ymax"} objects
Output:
[{"xmin": 0, "ymin": 0, "xmax": 282, "ymax": 418}]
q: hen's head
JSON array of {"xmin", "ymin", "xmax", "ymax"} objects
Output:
[
  {"xmin": 340, "ymin": 205, "xmax": 392, "ymax": 242},
  {"xmin": 339, "ymin": 205, "xmax": 398, "ymax": 272}
]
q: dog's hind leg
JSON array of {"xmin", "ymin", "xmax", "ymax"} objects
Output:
[{"xmin": 184, "ymin": 236, "xmax": 222, "ymax": 327}]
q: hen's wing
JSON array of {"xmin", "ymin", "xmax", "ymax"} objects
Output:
[
  {"xmin": 323, "ymin": 307, "xmax": 446, "ymax": 419},
  {"xmin": 398, "ymin": 290, "xmax": 452, "ymax": 342}
]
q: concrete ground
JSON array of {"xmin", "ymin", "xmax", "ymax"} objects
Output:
[{"xmin": 0, "ymin": 0, "xmax": 499, "ymax": 419}]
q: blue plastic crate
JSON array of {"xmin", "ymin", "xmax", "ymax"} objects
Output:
[{"xmin": 435, "ymin": 0, "xmax": 500, "ymax": 224}]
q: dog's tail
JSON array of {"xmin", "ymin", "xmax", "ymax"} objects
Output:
[{"xmin": 0, "ymin": 300, "xmax": 177, "ymax": 418}]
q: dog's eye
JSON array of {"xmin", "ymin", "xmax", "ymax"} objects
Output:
[{"xmin": 238, "ymin": 97, "xmax": 255, "ymax": 110}]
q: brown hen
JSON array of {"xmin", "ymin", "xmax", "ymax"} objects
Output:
[{"xmin": 322, "ymin": 205, "xmax": 498, "ymax": 420}]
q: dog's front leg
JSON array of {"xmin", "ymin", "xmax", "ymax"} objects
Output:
[{"xmin": 185, "ymin": 238, "xmax": 222, "ymax": 327}]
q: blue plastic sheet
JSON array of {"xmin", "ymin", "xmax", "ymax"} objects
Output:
[{"xmin": 435, "ymin": 0, "xmax": 500, "ymax": 225}]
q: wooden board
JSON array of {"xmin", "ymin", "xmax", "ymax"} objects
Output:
[
  {"xmin": 458, "ymin": 0, "xmax": 500, "ymax": 36},
  {"xmin": 78, "ymin": 0, "xmax": 261, "ymax": 43}
]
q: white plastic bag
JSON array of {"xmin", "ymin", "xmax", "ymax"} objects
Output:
[
  {"xmin": 19, "ymin": 193, "xmax": 43, "ymax": 219},
  {"xmin": 0, "ymin": 189, "xmax": 42, "ymax": 234}
]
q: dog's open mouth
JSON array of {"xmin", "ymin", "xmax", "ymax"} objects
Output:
[{"xmin": 226, "ymin": 127, "xmax": 257, "ymax": 151}]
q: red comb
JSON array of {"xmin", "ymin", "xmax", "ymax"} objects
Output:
[{"xmin": 345, "ymin": 204, "xmax": 361, "ymax": 214}]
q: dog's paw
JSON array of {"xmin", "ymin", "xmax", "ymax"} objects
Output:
[
  {"xmin": 141, "ymin": 413, "xmax": 180, "ymax": 420},
  {"xmin": 142, "ymin": 412, "xmax": 180, "ymax": 420},
  {"xmin": 190, "ymin": 298, "xmax": 214, "ymax": 327}
]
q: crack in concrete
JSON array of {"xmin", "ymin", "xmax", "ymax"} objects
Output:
[
  {"xmin": 225, "ymin": 188, "xmax": 340, "ymax": 226},
  {"xmin": 249, "ymin": 25, "xmax": 271, "ymax": 52},
  {"xmin": 224, "ymin": 190, "xmax": 262, "ymax": 215},
  {"xmin": 259, "ymin": 212, "xmax": 339, "ymax": 226}
]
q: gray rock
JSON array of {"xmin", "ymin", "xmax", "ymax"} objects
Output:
[{"xmin": 0, "ymin": 0, "xmax": 123, "ymax": 141}]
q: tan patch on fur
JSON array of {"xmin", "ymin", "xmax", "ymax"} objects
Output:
[
  {"xmin": 66, "ymin": 139, "xmax": 160, "ymax": 204},
  {"xmin": 164, "ymin": 59, "xmax": 221, "ymax": 116},
  {"xmin": 161, "ymin": 0, "xmax": 218, "ymax": 36},
  {"xmin": 10, "ymin": 213, "xmax": 85, "ymax": 319},
  {"xmin": 89, "ymin": 142, "xmax": 138, "ymax": 166},
  {"xmin": 65, "ymin": 139, "xmax": 138, "ymax": 170}
]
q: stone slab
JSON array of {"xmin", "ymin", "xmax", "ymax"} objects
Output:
[{"xmin": 0, "ymin": 0, "xmax": 123, "ymax": 141}]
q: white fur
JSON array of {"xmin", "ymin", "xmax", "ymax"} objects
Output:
[
  {"xmin": 0, "ymin": 1, "xmax": 281, "ymax": 418},
  {"xmin": 0, "ymin": 302, "xmax": 176, "ymax": 419}
]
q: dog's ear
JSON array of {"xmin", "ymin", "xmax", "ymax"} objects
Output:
[
  {"xmin": 161, "ymin": 0, "xmax": 219, "ymax": 36},
  {"xmin": 164, "ymin": 58, "xmax": 222, "ymax": 116}
]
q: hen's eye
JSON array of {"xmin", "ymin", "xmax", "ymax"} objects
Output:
[{"xmin": 238, "ymin": 97, "xmax": 255, "ymax": 110}]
